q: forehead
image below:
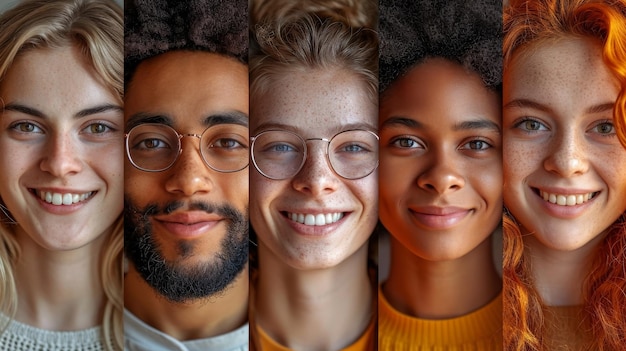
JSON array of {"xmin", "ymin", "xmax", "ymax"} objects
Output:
[
  {"xmin": 124, "ymin": 51, "xmax": 249, "ymax": 130},
  {"xmin": 505, "ymin": 37, "xmax": 618, "ymax": 108},
  {"xmin": 380, "ymin": 59, "xmax": 500, "ymax": 129},
  {"xmin": 251, "ymin": 68, "xmax": 377, "ymax": 135},
  {"xmin": 1, "ymin": 46, "xmax": 118, "ymax": 110}
]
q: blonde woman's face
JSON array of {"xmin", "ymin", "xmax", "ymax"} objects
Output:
[
  {"xmin": 0, "ymin": 45, "xmax": 123, "ymax": 250},
  {"xmin": 503, "ymin": 37, "xmax": 626, "ymax": 251},
  {"xmin": 250, "ymin": 69, "xmax": 378, "ymax": 270}
]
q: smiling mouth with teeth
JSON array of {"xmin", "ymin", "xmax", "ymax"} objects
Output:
[
  {"xmin": 34, "ymin": 190, "xmax": 95, "ymax": 206},
  {"xmin": 285, "ymin": 212, "xmax": 345, "ymax": 226},
  {"xmin": 537, "ymin": 189, "xmax": 598, "ymax": 206}
]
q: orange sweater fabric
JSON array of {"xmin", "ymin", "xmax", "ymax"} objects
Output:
[
  {"xmin": 379, "ymin": 286, "xmax": 503, "ymax": 350},
  {"xmin": 255, "ymin": 317, "xmax": 376, "ymax": 351}
]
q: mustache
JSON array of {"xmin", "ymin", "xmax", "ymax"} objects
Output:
[{"xmin": 124, "ymin": 198, "xmax": 246, "ymax": 222}]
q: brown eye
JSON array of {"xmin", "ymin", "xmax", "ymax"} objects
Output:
[
  {"xmin": 88, "ymin": 123, "xmax": 108, "ymax": 134},
  {"xmin": 11, "ymin": 122, "xmax": 42, "ymax": 133}
]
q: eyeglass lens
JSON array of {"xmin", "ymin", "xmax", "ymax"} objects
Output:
[
  {"xmin": 126, "ymin": 123, "xmax": 249, "ymax": 172},
  {"xmin": 251, "ymin": 130, "xmax": 378, "ymax": 180}
]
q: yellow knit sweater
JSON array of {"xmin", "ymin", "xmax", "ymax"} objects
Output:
[{"xmin": 379, "ymin": 286, "xmax": 503, "ymax": 350}]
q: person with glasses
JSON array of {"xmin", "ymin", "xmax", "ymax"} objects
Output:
[
  {"xmin": 377, "ymin": 1, "xmax": 503, "ymax": 349},
  {"xmin": 248, "ymin": 1, "xmax": 378, "ymax": 350},
  {"xmin": 123, "ymin": 0, "xmax": 249, "ymax": 350},
  {"xmin": 0, "ymin": 1, "xmax": 123, "ymax": 350}
]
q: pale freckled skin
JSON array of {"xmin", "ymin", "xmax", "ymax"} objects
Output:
[
  {"xmin": 503, "ymin": 37, "xmax": 626, "ymax": 251},
  {"xmin": 250, "ymin": 68, "xmax": 378, "ymax": 270},
  {"xmin": 0, "ymin": 45, "xmax": 123, "ymax": 251}
]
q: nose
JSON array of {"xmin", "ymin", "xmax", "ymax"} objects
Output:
[
  {"xmin": 291, "ymin": 141, "xmax": 340, "ymax": 196},
  {"xmin": 417, "ymin": 148, "xmax": 465, "ymax": 194},
  {"xmin": 164, "ymin": 136, "xmax": 214, "ymax": 196},
  {"xmin": 40, "ymin": 133, "xmax": 83, "ymax": 177},
  {"xmin": 543, "ymin": 129, "xmax": 589, "ymax": 177}
]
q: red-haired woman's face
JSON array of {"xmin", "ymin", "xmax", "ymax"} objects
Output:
[
  {"xmin": 379, "ymin": 59, "xmax": 502, "ymax": 261},
  {"xmin": 503, "ymin": 37, "xmax": 626, "ymax": 251}
]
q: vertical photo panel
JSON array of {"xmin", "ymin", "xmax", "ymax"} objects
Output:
[
  {"xmin": 248, "ymin": 0, "xmax": 379, "ymax": 350},
  {"xmin": 123, "ymin": 0, "xmax": 250, "ymax": 350}
]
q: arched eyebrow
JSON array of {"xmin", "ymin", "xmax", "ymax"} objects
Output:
[
  {"xmin": 380, "ymin": 116, "xmax": 500, "ymax": 134},
  {"xmin": 126, "ymin": 110, "xmax": 249, "ymax": 131},
  {"xmin": 380, "ymin": 117, "xmax": 423, "ymax": 130},
  {"xmin": 453, "ymin": 119, "xmax": 501, "ymax": 134},
  {"xmin": 204, "ymin": 111, "xmax": 249, "ymax": 127},
  {"xmin": 3, "ymin": 102, "xmax": 122, "ymax": 119},
  {"xmin": 504, "ymin": 98, "xmax": 614, "ymax": 115}
]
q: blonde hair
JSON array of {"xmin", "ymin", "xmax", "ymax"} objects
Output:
[
  {"xmin": 503, "ymin": 0, "xmax": 626, "ymax": 349},
  {"xmin": 250, "ymin": 0, "xmax": 378, "ymax": 107},
  {"xmin": 0, "ymin": 0, "xmax": 123, "ymax": 350}
]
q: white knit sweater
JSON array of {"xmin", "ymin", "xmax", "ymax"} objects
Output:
[{"xmin": 0, "ymin": 314, "xmax": 105, "ymax": 351}]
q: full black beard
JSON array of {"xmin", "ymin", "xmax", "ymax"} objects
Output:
[{"xmin": 124, "ymin": 198, "xmax": 248, "ymax": 303}]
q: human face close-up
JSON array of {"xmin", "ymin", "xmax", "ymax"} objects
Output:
[
  {"xmin": 250, "ymin": 68, "xmax": 378, "ymax": 270},
  {"xmin": 0, "ymin": 45, "xmax": 123, "ymax": 251},
  {"xmin": 124, "ymin": 51, "xmax": 249, "ymax": 302},
  {"xmin": 379, "ymin": 58, "xmax": 502, "ymax": 261},
  {"xmin": 503, "ymin": 37, "xmax": 626, "ymax": 252}
]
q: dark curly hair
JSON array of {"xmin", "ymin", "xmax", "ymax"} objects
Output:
[
  {"xmin": 124, "ymin": 0, "xmax": 248, "ymax": 86},
  {"xmin": 379, "ymin": 0, "xmax": 502, "ymax": 94}
]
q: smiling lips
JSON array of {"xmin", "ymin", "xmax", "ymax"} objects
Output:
[
  {"xmin": 35, "ymin": 189, "xmax": 95, "ymax": 206},
  {"xmin": 154, "ymin": 211, "xmax": 223, "ymax": 238},
  {"xmin": 410, "ymin": 206, "xmax": 471, "ymax": 230},
  {"xmin": 538, "ymin": 190, "xmax": 598, "ymax": 206},
  {"xmin": 287, "ymin": 212, "xmax": 344, "ymax": 226}
]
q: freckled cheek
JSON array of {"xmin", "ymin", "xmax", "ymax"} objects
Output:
[
  {"xmin": 503, "ymin": 140, "xmax": 543, "ymax": 187},
  {"xmin": 349, "ymin": 176, "xmax": 377, "ymax": 221}
]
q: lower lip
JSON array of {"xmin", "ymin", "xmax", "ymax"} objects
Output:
[
  {"xmin": 34, "ymin": 192, "xmax": 92, "ymax": 215},
  {"xmin": 155, "ymin": 220, "xmax": 221, "ymax": 239},
  {"xmin": 283, "ymin": 213, "xmax": 348, "ymax": 236},
  {"xmin": 534, "ymin": 191, "xmax": 597, "ymax": 219},
  {"xmin": 409, "ymin": 210, "xmax": 471, "ymax": 230}
]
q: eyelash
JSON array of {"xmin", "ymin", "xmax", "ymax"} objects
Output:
[
  {"xmin": 389, "ymin": 136, "xmax": 424, "ymax": 149},
  {"xmin": 459, "ymin": 138, "xmax": 493, "ymax": 151},
  {"xmin": 8, "ymin": 121, "xmax": 44, "ymax": 134},
  {"xmin": 82, "ymin": 122, "xmax": 116, "ymax": 135},
  {"xmin": 588, "ymin": 119, "xmax": 615, "ymax": 138},
  {"xmin": 512, "ymin": 117, "xmax": 549, "ymax": 134}
]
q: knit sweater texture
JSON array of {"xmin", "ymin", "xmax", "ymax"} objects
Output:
[
  {"xmin": 0, "ymin": 314, "xmax": 104, "ymax": 351},
  {"xmin": 379, "ymin": 286, "xmax": 503, "ymax": 350}
]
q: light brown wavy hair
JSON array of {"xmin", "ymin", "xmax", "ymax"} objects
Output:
[
  {"xmin": 503, "ymin": 1, "xmax": 626, "ymax": 350},
  {"xmin": 0, "ymin": 0, "xmax": 123, "ymax": 350}
]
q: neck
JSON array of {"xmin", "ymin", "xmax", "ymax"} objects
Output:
[
  {"xmin": 13, "ymin": 227, "xmax": 106, "ymax": 330},
  {"xmin": 124, "ymin": 264, "xmax": 249, "ymax": 341},
  {"xmin": 254, "ymin": 241, "xmax": 373, "ymax": 351},
  {"xmin": 524, "ymin": 231, "xmax": 605, "ymax": 306},
  {"xmin": 384, "ymin": 234, "xmax": 501, "ymax": 319}
]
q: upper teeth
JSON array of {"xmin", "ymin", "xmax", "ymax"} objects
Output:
[
  {"xmin": 288, "ymin": 212, "xmax": 344, "ymax": 226},
  {"xmin": 38, "ymin": 191, "xmax": 93, "ymax": 205},
  {"xmin": 540, "ymin": 190, "xmax": 595, "ymax": 206}
]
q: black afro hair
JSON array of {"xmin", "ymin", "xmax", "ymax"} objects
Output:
[
  {"xmin": 379, "ymin": 0, "xmax": 502, "ymax": 93},
  {"xmin": 124, "ymin": 0, "xmax": 248, "ymax": 86}
]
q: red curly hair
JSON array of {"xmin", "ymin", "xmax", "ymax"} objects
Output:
[{"xmin": 503, "ymin": 0, "xmax": 626, "ymax": 350}]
